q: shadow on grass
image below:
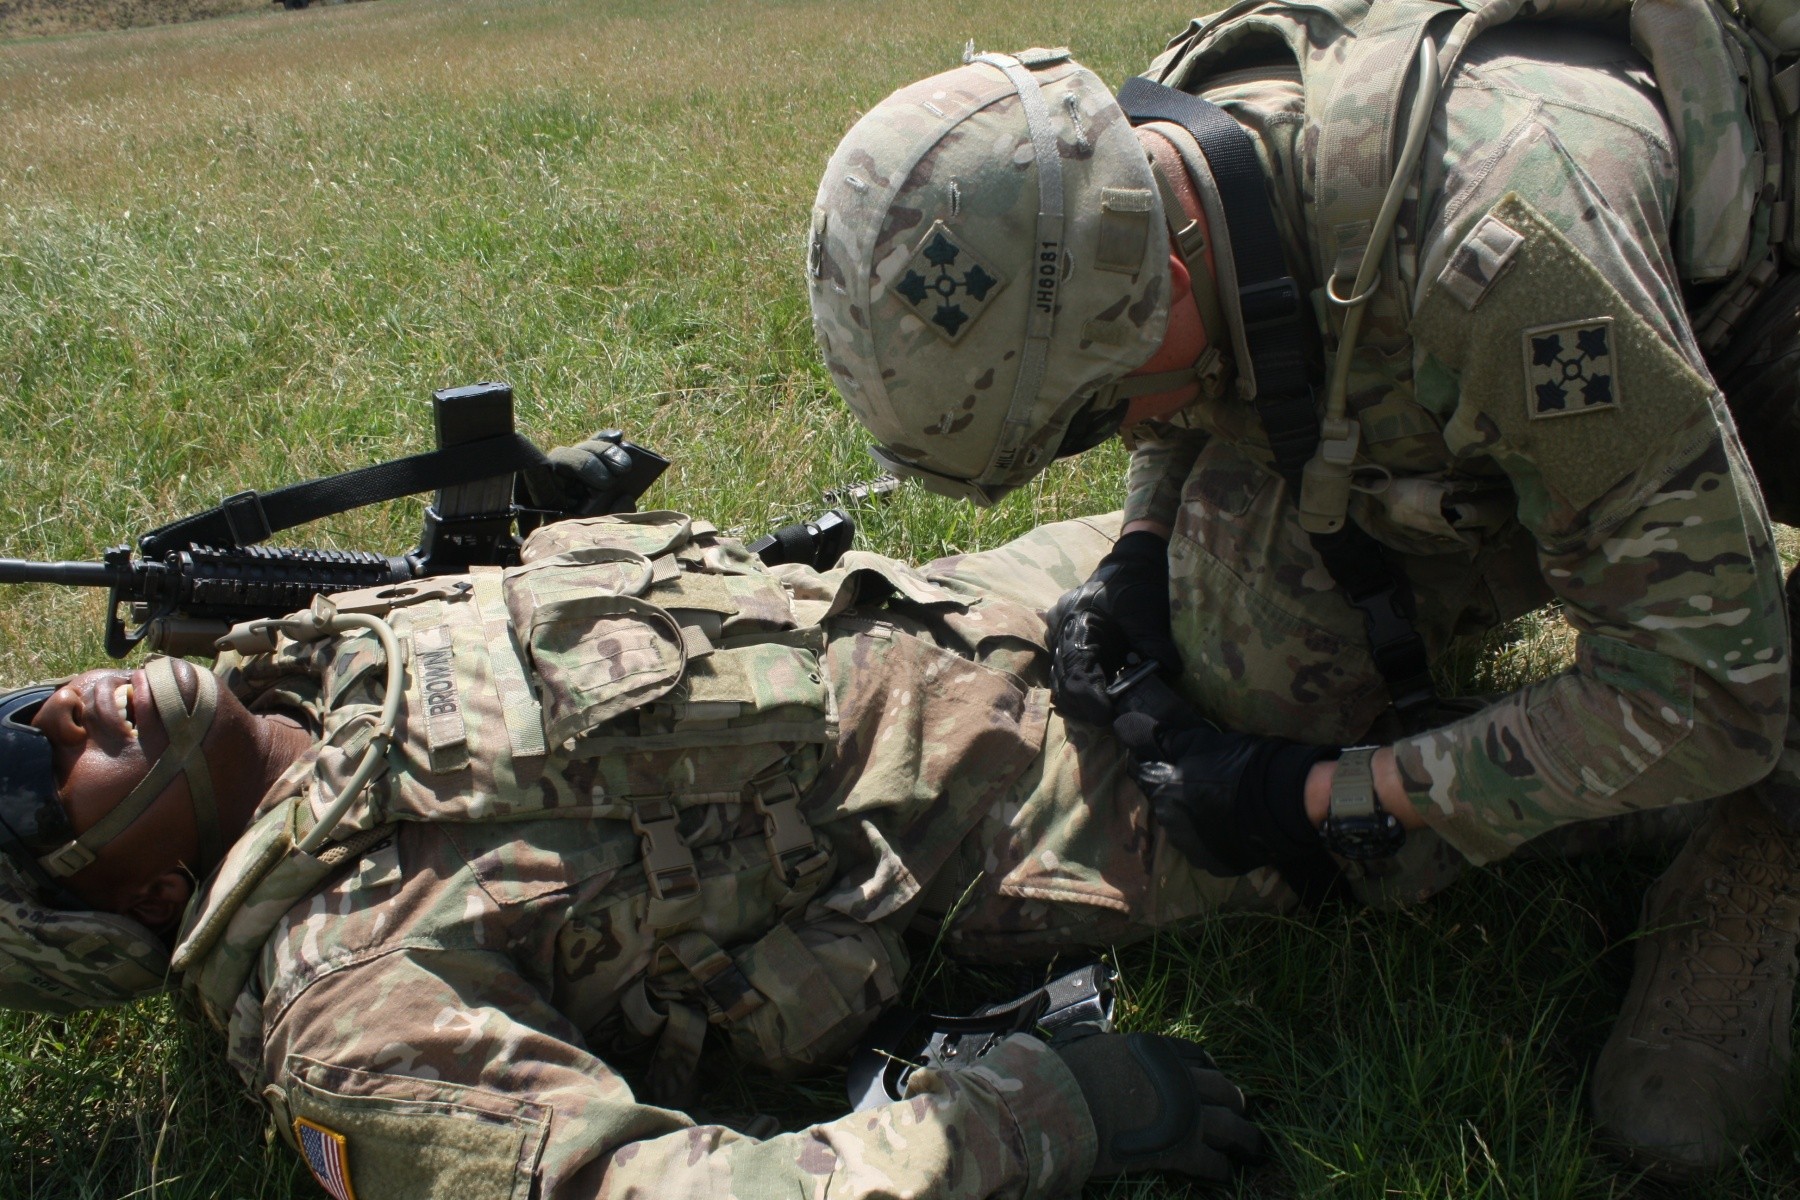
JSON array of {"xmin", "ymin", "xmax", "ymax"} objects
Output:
[{"xmin": 700, "ymin": 846, "xmax": 1800, "ymax": 1200}]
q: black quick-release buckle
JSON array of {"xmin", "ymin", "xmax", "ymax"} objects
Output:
[
  {"xmin": 1348, "ymin": 585, "xmax": 1436, "ymax": 725},
  {"xmin": 1237, "ymin": 276, "xmax": 1302, "ymax": 333},
  {"xmin": 1349, "ymin": 585, "xmax": 1417, "ymax": 661}
]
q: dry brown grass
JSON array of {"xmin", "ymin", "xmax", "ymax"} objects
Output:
[{"xmin": 0, "ymin": 0, "xmax": 273, "ymax": 43}]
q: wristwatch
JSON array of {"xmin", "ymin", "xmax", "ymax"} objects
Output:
[{"xmin": 1321, "ymin": 746, "xmax": 1406, "ymax": 860}]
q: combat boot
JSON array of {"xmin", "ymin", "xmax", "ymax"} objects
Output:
[{"xmin": 1591, "ymin": 791, "xmax": 1800, "ymax": 1176}]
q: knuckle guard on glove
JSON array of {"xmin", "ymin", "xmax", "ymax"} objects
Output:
[
  {"xmin": 1047, "ymin": 531, "xmax": 1179, "ymax": 725},
  {"xmin": 1053, "ymin": 1031, "xmax": 1261, "ymax": 1181},
  {"xmin": 524, "ymin": 433, "xmax": 631, "ymax": 517},
  {"xmin": 1051, "ymin": 608, "xmax": 1123, "ymax": 727}
]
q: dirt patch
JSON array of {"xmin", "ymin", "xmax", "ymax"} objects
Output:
[{"xmin": 1, "ymin": 0, "xmax": 291, "ymax": 41}]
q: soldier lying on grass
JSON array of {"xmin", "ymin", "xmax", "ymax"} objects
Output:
[{"xmin": 1, "ymin": 511, "xmax": 1296, "ymax": 1200}]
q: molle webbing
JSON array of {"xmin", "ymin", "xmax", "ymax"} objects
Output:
[
  {"xmin": 500, "ymin": 516, "xmax": 836, "ymax": 935},
  {"xmin": 1114, "ymin": 76, "xmax": 1437, "ymax": 727}
]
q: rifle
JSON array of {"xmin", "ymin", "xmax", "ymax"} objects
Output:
[{"xmin": 0, "ymin": 382, "xmax": 667, "ymax": 659}]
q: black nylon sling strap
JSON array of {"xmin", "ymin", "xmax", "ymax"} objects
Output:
[
  {"xmin": 138, "ymin": 432, "xmax": 549, "ymax": 558},
  {"xmin": 1115, "ymin": 76, "xmax": 1436, "ymax": 727},
  {"xmin": 1117, "ymin": 76, "xmax": 1310, "ymax": 405}
]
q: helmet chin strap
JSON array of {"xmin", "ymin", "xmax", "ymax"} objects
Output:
[
  {"xmin": 1087, "ymin": 154, "xmax": 1230, "ymax": 416},
  {"xmin": 39, "ymin": 657, "xmax": 222, "ymax": 880}
]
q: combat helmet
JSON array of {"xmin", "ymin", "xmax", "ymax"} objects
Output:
[
  {"xmin": 808, "ymin": 48, "xmax": 1173, "ymax": 504},
  {"xmin": 0, "ymin": 854, "xmax": 168, "ymax": 1014},
  {"xmin": 0, "ymin": 665, "xmax": 223, "ymax": 1013}
]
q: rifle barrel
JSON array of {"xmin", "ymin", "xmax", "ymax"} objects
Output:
[{"xmin": 0, "ymin": 559, "xmax": 133, "ymax": 588}]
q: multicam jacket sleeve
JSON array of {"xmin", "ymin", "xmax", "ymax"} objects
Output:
[
  {"xmin": 263, "ymin": 950, "xmax": 1092, "ymax": 1200},
  {"xmin": 1387, "ymin": 37, "xmax": 1792, "ymax": 861},
  {"xmin": 1123, "ymin": 424, "xmax": 1209, "ymax": 531},
  {"xmin": 1160, "ymin": 34, "xmax": 1791, "ymax": 863},
  {"xmin": 255, "ymin": 823, "xmax": 1097, "ymax": 1200}
]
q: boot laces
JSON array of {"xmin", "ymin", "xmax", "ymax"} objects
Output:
[{"xmin": 1660, "ymin": 835, "xmax": 1800, "ymax": 1048}]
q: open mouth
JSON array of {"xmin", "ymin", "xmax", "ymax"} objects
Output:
[{"xmin": 112, "ymin": 679, "xmax": 138, "ymax": 739}]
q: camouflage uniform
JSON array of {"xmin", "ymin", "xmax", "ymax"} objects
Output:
[
  {"xmin": 169, "ymin": 513, "xmax": 1278, "ymax": 1200},
  {"xmin": 1122, "ymin": 7, "xmax": 1792, "ymax": 891}
]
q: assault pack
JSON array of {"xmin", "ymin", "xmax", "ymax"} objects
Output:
[
  {"xmin": 1116, "ymin": 0, "xmax": 1800, "ymax": 727},
  {"xmin": 1149, "ymin": 0, "xmax": 1800, "ymax": 350}
]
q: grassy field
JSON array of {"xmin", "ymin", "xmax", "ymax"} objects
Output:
[
  {"xmin": 1, "ymin": 0, "xmax": 271, "ymax": 43},
  {"xmin": 0, "ymin": 0, "xmax": 1796, "ymax": 1197}
]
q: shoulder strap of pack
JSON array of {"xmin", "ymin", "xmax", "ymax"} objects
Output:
[{"xmin": 1115, "ymin": 76, "xmax": 1437, "ymax": 728}]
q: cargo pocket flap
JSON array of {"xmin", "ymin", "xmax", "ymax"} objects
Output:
[
  {"xmin": 520, "ymin": 510, "xmax": 694, "ymax": 564},
  {"xmin": 724, "ymin": 920, "xmax": 899, "ymax": 1074},
  {"xmin": 503, "ymin": 549, "xmax": 654, "ymax": 622},
  {"xmin": 516, "ymin": 591, "xmax": 686, "ymax": 745}
]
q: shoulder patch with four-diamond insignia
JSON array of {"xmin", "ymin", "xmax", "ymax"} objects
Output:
[
  {"xmin": 1523, "ymin": 317, "xmax": 1618, "ymax": 419},
  {"xmin": 895, "ymin": 220, "xmax": 1006, "ymax": 343}
]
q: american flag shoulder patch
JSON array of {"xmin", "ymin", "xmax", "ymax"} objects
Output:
[{"xmin": 295, "ymin": 1117, "xmax": 358, "ymax": 1200}]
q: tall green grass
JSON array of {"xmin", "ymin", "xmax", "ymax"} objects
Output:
[{"xmin": 0, "ymin": 1, "xmax": 1796, "ymax": 1196}]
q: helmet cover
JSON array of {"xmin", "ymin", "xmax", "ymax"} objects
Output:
[
  {"xmin": 0, "ymin": 850, "xmax": 169, "ymax": 1013},
  {"xmin": 808, "ymin": 49, "xmax": 1171, "ymax": 504},
  {"xmin": 0, "ymin": 683, "xmax": 171, "ymax": 1013}
]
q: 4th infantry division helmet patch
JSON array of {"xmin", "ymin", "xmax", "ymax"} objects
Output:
[
  {"xmin": 1524, "ymin": 317, "xmax": 1618, "ymax": 418},
  {"xmin": 295, "ymin": 1117, "xmax": 357, "ymax": 1200},
  {"xmin": 895, "ymin": 220, "xmax": 1006, "ymax": 343}
]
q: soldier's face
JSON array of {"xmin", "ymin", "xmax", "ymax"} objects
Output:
[
  {"xmin": 30, "ymin": 660, "xmax": 259, "ymax": 903},
  {"xmin": 33, "ymin": 666, "xmax": 174, "ymax": 832}
]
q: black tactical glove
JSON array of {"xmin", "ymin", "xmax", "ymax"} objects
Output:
[
  {"xmin": 1113, "ymin": 680, "xmax": 1330, "ymax": 876},
  {"xmin": 521, "ymin": 430, "xmax": 639, "ymax": 518},
  {"xmin": 1047, "ymin": 531, "xmax": 1182, "ymax": 727},
  {"xmin": 1053, "ymin": 1031, "xmax": 1262, "ymax": 1182}
]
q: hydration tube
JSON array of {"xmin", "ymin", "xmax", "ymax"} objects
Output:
[
  {"xmin": 170, "ymin": 607, "xmax": 403, "ymax": 974},
  {"xmin": 288, "ymin": 612, "xmax": 403, "ymax": 854},
  {"xmin": 1319, "ymin": 36, "xmax": 1444, "ymax": 429},
  {"xmin": 1303, "ymin": 6, "xmax": 1500, "ymax": 530}
]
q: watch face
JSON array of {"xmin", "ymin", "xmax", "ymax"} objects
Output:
[{"xmin": 1323, "ymin": 814, "xmax": 1406, "ymax": 861}]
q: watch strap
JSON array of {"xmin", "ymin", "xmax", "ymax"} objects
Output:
[
  {"xmin": 1322, "ymin": 745, "xmax": 1405, "ymax": 861},
  {"xmin": 1327, "ymin": 745, "xmax": 1380, "ymax": 822}
]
